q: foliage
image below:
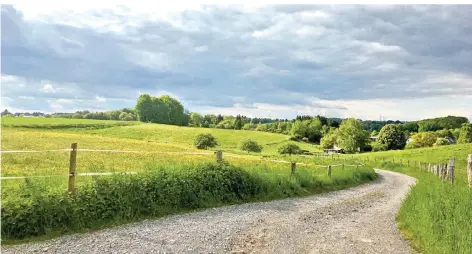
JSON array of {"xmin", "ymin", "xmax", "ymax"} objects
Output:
[
  {"xmin": 370, "ymin": 130, "xmax": 378, "ymax": 137},
  {"xmin": 135, "ymin": 94, "xmax": 186, "ymax": 125},
  {"xmin": 239, "ymin": 139, "xmax": 262, "ymax": 153},
  {"xmin": 377, "ymin": 124, "xmax": 407, "ymax": 150},
  {"xmin": 433, "ymin": 138, "xmax": 450, "ymax": 147},
  {"xmin": 277, "ymin": 143, "xmax": 301, "ymax": 155},
  {"xmin": 320, "ymin": 130, "xmax": 338, "ymax": 149},
  {"xmin": 408, "ymin": 132, "xmax": 438, "ymax": 148},
  {"xmin": 194, "ymin": 133, "xmax": 218, "ymax": 149},
  {"xmin": 371, "ymin": 142, "xmax": 388, "ymax": 152},
  {"xmin": 233, "ymin": 115, "xmax": 243, "ymax": 130},
  {"xmin": 189, "ymin": 112, "xmax": 204, "ymax": 127},
  {"xmin": 336, "ymin": 118, "xmax": 369, "ymax": 153},
  {"xmin": 417, "ymin": 115, "xmax": 469, "ymax": 132},
  {"xmin": 457, "ymin": 123, "xmax": 472, "ymax": 144},
  {"xmin": 119, "ymin": 112, "xmax": 135, "ymax": 121}
]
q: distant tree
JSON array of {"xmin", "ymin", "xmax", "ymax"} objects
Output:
[
  {"xmin": 1, "ymin": 109, "xmax": 12, "ymax": 116},
  {"xmin": 377, "ymin": 124, "xmax": 407, "ymax": 150},
  {"xmin": 239, "ymin": 139, "xmax": 262, "ymax": 153},
  {"xmin": 320, "ymin": 130, "xmax": 338, "ymax": 149},
  {"xmin": 278, "ymin": 143, "xmax": 301, "ymax": 155},
  {"xmin": 194, "ymin": 133, "xmax": 218, "ymax": 149},
  {"xmin": 408, "ymin": 132, "xmax": 437, "ymax": 148},
  {"xmin": 371, "ymin": 130, "xmax": 378, "ymax": 137},
  {"xmin": 119, "ymin": 112, "xmax": 135, "ymax": 121},
  {"xmin": 189, "ymin": 112, "xmax": 204, "ymax": 127},
  {"xmin": 336, "ymin": 118, "xmax": 369, "ymax": 154},
  {"xmin": 372, "ymin": 142, "xmax": 388, "ymax": 152},
  {"xmin": 233, "ymin": 115, "xmax": 243, "ymax": 130},
  {"xmin": 457, "ymin": 123, "xmax": 472, "ymax": 144}
]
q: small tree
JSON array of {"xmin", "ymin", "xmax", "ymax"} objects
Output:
[
  {"xmin": 457, "ymin": 123, "xmax": 472, "ymax": 144},
  {"xmin": 372, "ymin": 142, "xmax": 388, "ymax": 152},
  {"xmin": 194, "ymin": 133, "xmax": 218, "ymax": 149},
  {"xmin": 320, "ymin": 130, "xmax": 338, "ymax": 149},
  {"xmin": 377, "ymin": 124, "xmax": 407, "ymax": 150},
  {"xmin": 239, "ymin": 139, "xmax": 262, "ymax": 153},
  {"xmin": 278, "ymin": 143, "xmax": 301, "ymax": 155}
]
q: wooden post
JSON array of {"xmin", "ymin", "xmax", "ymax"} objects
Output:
[
  {"xmin": 465, "ymin": 154, "xmax": 472, "ymax": 188},
  {"xmin": 448, "ymin": 158, "xmax": 455, "ymax": 184},
  {"xmin": 68, "ymin": 143, "xmax": 77, "ymax": 194},
  {"xmin": 291, "ymin": 162, "xmax": 296, "ymax": 175},
  {"xmin": 441, "ymin": 164, "xmax": 446, "ymax": 181},
  {"xmin": 327, "ymin": 165, "xmax": 332, "ymax": 178},
  {"xmin": 382, "ymin": 157, "xmax": 385, "ymax": 163},
  {"xmin": 392, "ymin": 158, "xmax": 395, "ymax": 164},
  {"xmin": 215, "ymin": 150, "xmax": 223, "ymax": 162},
  {"xmin": 342, "ymin": 164, "xmax": 345, "ymax": 170}
]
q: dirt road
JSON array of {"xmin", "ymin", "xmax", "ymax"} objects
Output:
[{"xmin": 2, "ymin": 169, "xmax": 416, "ymax": 254}]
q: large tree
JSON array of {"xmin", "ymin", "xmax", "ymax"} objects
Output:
[
  {"xmin": 135, "ymin": 94, "xmax": 185, "ymax": 125},
  {"xmin": 336, "ymin": 118, "xmax": 369, "ymax": 153},
  {"xmin": 377, "ymin": 124, "xmax": 407, "ymax": 150}
]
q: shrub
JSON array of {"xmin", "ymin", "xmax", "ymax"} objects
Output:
[
  {"xmin": 278, "ymin": 143, "xmax": 301, "ymax": 155},
  {"xmin": 372, "ymin": 142, "xmax": 388, "ymax": 152},
  {"xmin": 289, "ymin": 134, "xmax": 303, "ymax": 141},
  {"xmin": 433, "ymin": 138, "xmax": 449, "ymax": 147},
  {"xmin": 239, "ymin": 139, "xmax": 262, "ymax": 153},
  {"xmin": 194, "ymin": 133, "xmax": 218, "ymax": 149}
]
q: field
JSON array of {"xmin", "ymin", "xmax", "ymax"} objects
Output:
[
  {"xmin": 1, "ymin": 118, "xmax": 373, "ymax": 242},
  {"xmin": 354, "ymin": 144, "xmax": 472, "ymax": 253}
]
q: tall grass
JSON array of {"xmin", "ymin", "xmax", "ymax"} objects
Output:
[
  {"xmin": 1, "ymin": 162, "xmax": 376, "ymax": 243},
  {"xmin": 356, "ymin": 144, "xmax": 472, "ymax": 254}
]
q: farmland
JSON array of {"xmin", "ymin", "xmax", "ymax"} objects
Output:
[{"xmin": 1, "ymin": 118, "xmax": 374, "ymax": 242}]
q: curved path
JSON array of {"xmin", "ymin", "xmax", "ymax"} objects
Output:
[{"xmin": 3, "ymin": 169, "xmax": 416, "ymax": 254}]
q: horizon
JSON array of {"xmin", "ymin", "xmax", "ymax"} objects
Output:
[{"xmin": 2, "ymin": 4, "xmax": 472, "ymax": 122}]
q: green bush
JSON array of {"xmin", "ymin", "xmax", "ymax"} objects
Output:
[
  {"xmin": 372, "ymin": 142, "xmax": 388, "ymax": 152},
  {"xmin": 289, "ymin": 134, "xmax": 303, "ymax": 141},
  {"xmin": 278, "ymin": 143, "xmax": 301, "ymax": 155},
  {"xmin": 239, "ymin": 139, "xmax": 262, "ymax": 153},
  {"xmin": 194, "ymin": 133, "xmax": 218, "ymax": 149},
  {"xmin": 1, "ymin": 163, "xmax": 376, "ymax": 240},
  {"xmin": 433, "ymin": 138, "xmax": 449, "ymax": 147}
]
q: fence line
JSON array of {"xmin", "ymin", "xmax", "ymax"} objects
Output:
[{"xmin": 1, "ymin": 143, "xmax": 367, "ymax": 193}]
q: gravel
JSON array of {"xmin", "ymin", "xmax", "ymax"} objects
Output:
[{"xmin": 2, "ymin": 169, "xmax": 416, "ymax": 254}]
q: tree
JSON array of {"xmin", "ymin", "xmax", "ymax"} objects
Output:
[
  {"xmin": 372, "ymin": 142, "xmax": 388, "ymax": 152},
  {"xmin": 320, "ymin": 130, "xmax": 338, "ymax": 149},
  {"xmin": 278, "ymin": 143, "xmax": 301, "ymax": 155},
  {"xmin": 189, "ymin": 112, "xmax": 204, "ymax": 127},
  {"xmin": 1, "ymin": 109, "xmax": 12, "ymax": 117},
  {"xmin": 370, "ymin": 130, "xmax": 378, "ymax": 137},
  {"xmin": 135, "ymin": 94, "xmax": 185, "ymax": 125},
  {"xmin": 239, "ymin": 139, "xmax": 262, "ymax": 153},
  {"xmin": 457, "ymin": 123, "xmax": 472, "ymax": 144},
  {"xmin": 336, "ymin": 118, "xmax": 369, "ymax": 153},
  {"xmin": 119, "ymin": 112, "xmax": 135, "ymax": 121},
  {"xmin": 233, "ymin": 115, "xmax": 243, "ymax": 130},
  {"xmin": 194, "ymin": 133, "xmax": 218, "ymax": 149},
  {"xmin": 408, "ymin": 132, "xmax": 437, "ymax": 148},
  {"xmin": 377, "ymin": 124, "xmax": 407, "ymax": 150}
]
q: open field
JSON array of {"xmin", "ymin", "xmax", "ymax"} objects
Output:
[
  {"xmin": 354, "ymin": 144, "xmax": 472, "ymax": 253},
  {"xmin": 1, "ymin": 118, "xmax": 371, "ymax": 242},
  {"xmin": 1, "ymin": 117, "xmax": 138, "ymax": 129}
]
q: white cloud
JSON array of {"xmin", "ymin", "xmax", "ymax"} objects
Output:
[
  {"xmin": 56, "ymin": 98, "xmax": 73, "ymax": 103},
  {"xmin": 195, "ymin": 45, "xmax": 208, "ymax": 52},
  {"xmin": 18, "ymin": 96, "xmax": 34, "ymax": 99},
  {"xmin": 39, "ymin": 84, "xmax": 56, "ymax": 93},
  {"xmin": 96, "ymin": 96, "xmax": 106, "ymax": 102}
]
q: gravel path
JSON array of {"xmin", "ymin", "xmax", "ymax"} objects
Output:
[{"xmin": 2, "ymin": 169, "xmax": 416, "ymax": 254}]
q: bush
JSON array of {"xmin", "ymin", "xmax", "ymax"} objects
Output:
[
  {"xmin": 278, "ymin": 143, "xmax": 301, "ymax": 155},
  {"xmin": 194, "ymin": 133, "xmax": 218, "ymax": 149},
  {"xmin": 239, "ymin": 139, "xmax": 262, "ymax": 153},
  {"xmin": 433, "ymin": 138, "xmax": 449, "ymax": 147},
  {"xmin": 372, "ymin": 142, "xmax": 388, "ymax": 152},
  {"xmin": 289, "ymin": 134, "xmax": 303, "ymax": 141}
]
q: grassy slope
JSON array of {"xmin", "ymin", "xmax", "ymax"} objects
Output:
[
  {"xmin": 1, "ymin": 118, "xmax": 374, "ymax": 243},
  {"xmin": 354, "ymin": 144, "xmax": 472, "ymax": 254},
  {"xmin": 1, "ymin": 117, "xmax": 139, "ymax": 126}
]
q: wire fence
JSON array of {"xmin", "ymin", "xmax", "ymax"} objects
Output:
[{"xmin": 1, "ymin": 143, "xmax": 367, "ymax": 193}]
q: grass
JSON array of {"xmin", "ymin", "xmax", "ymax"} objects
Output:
[
  {"xmin": 354, "ymin": 143, "xmax": 472, "ymax": 254},
  {"xmin": 1, "ymin": 118, "xmax": 371, "ymax": 243}
]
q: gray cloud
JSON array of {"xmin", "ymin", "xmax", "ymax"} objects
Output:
[{"xmin": 1, "ymin": 4, "xmax": 472, "ymax": 117}]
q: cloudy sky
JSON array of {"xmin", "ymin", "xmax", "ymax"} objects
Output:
[{"xmin": 1, "ymin": 4, "xmax": 471, "ymax": 121}]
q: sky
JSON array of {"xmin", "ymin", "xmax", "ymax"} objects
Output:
[{"xmin": 1, "ymin": 4, "xmax": 472, "ymax": 121}]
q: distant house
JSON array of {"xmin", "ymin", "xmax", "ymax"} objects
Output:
[{"xmin": 324, "ymin": 144, "xmax": 345, "ymax": 154}]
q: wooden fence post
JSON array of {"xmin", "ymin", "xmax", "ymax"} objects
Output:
[
  {"xmin": 468, "ymin": 155, "xmax": 472, "ymax": 188},
  {"xmin": 215, "ymin": 150, "xmax": 223, "ymax": 162},
  {"xmin": 392, "ymin": 158, "xmax": 395, "ymax": 164},
  {"xmin": 448, "ymin": 158, "xmax": 455, "ymax": 184},
  {"xmin": 327, "ymin": 165, "xmax": 332, "ymax": 178},
  {"xmin": 68, "ymin": 143, "xmax": 77, "ymax": 194},
  {"xmin": 291, "ymin": 162, "xmax": 296, "ymax": 175},
  {"xmin": 342, "ymin": 164, "xmax": 345, "ymax": 171}
]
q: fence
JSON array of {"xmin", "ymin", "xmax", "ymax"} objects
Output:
[
  {"xmin": 355, "ymin": 155, "xmax": 472, "ymax": 188},
  {"xmin": 1, "ymin": 143, "xmax": 367, "ymax": 193}
]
